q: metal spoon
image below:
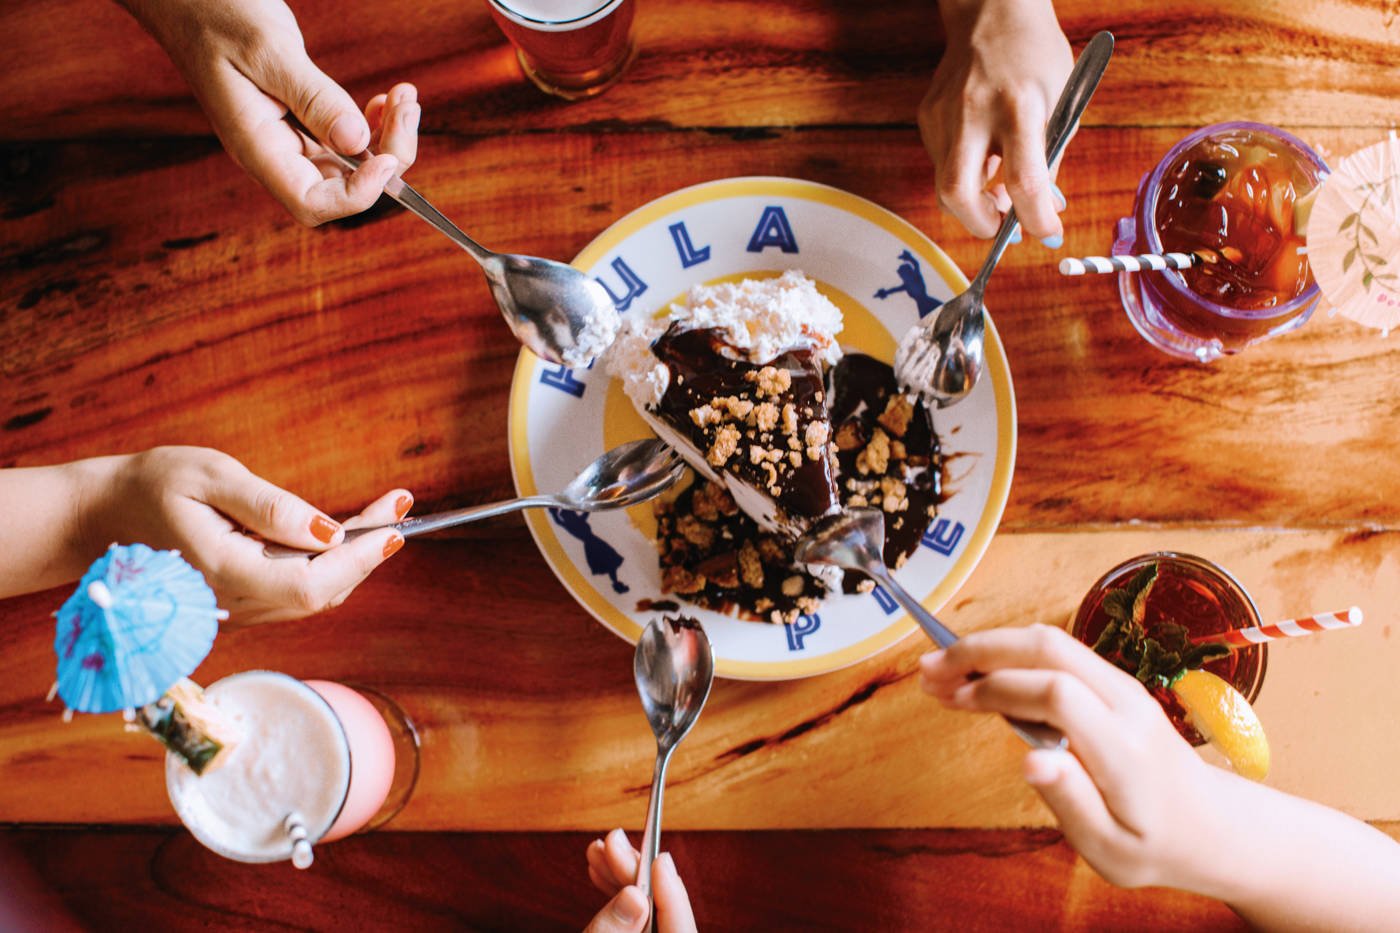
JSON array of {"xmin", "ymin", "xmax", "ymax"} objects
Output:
[
  {"xmin": 290, "ymin": 118, "xmax": 619, "ymax": 368},
  {"xmin": 794, "ymin": 508, "xmax": 1066, "ymax": 750},
  {"xmin": 263, "ymin": 438, "xmax": 683, "ymax": 558},
  {"xmin": 895, "ymin": 30, "xmax": 1115, "ymax": 408},
  {"xmin": 633, "ymin": 615, "xmax": 715, "ymax": 928}
]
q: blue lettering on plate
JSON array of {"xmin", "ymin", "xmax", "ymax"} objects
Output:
[
  {"xmin": 549, "ymin": 508, "xmax": 628, "ymax": 594},
  {"xmin": 746, "ymin": 206, "xmax": 799, "ymax": 254},
  {"xmin": 784, "ymin": 613, "xmax": 821, "ymax": 651},
  {"xmin": 540, "ymin": 364, "xmax": 586, "ymax": 398},
  {"xmin": 920, "ymin": 518, "xmax": 965, "ymax": 556},
  {"xmin": 874, "ymin": 250, "xmax": 944, "ymax": 319},
  {"xmin": 871, "ymin": 585, "xmax": 898, "ymax": 615},
  {"xmin": 668, "ymin": 221, "xmax": 711, "ymax": 269},
  {"xmin": 596, "ymin": 257, "xmax": 648, "ymax": 312}
]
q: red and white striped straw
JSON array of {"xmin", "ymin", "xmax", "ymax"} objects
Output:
[
  {"xmin": 1190, "ymin": 607, "xmax": 1363, "ymax": 648},
  {"xmin": 1059, "ymin": 253, "xmax": 1197, "ymax": 276}
]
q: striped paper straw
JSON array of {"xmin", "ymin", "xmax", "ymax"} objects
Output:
[
  {"xmin": 1059, "ymin": 253, "xmax": 1197, "ymax": 276},
  {"xmin": 285, "ymin": 812, "xmax": 315, "ymax": 869},
  {"xmin": 1191, "ymin": 607, "xmax": 1363, "ymax": 648}
]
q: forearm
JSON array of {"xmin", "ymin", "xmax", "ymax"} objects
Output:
[
  {"xmin": 0, "ymin": 455, "xmax": 126, "ymax": 598},
  {"xmin": 1193, "ymin": 767, "xmax": 1400, "ymax": 929},
  {"xmin": 938, "ymin": 0, "xmax": 1058, "ymax": 34}
]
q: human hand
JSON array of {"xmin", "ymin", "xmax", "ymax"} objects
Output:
[
  {"xmin": 919, "ymin": 624, "xmax": 1232, "ymax": 892},
  {"xmin": 85, "ymin": 446, "xmax": 410, "ymax": 625},
  {"xmin": 584, "ymin": 828, "xmax": 697, "ymax": 933},
  {"xmin": 117, "ymin": 0, "xmax": 419, "ymax": 225},
  {"xmin": 918, "ymin": 0, "xmax": 1072, "ymax": 243}
]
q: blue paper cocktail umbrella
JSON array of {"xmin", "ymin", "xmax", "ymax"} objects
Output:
[
  {"xmin": 53, "ymin": 543, "xmax": 226, "ymax": 715},
  {"xmin": 51, "ymin": 543, "xmax": 235, "ymax": 774}
]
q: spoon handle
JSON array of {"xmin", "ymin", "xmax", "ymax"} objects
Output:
[
  {"xmin": 1043, "ymin": 32, "xmax": 1115, "ymax": 177},
  {"xmin": 636, "ymin": 746, "xmax": 673, "ymax": 924},
  {"xmin": 375, "ymin": 174, "xmax": 495, "ymax": 265},
  {"xmin": 872, "ymin": 566, "xmax": 1068, "ymax": 751},
  {"xmin": 970, "ymin": 207, "xmax": 1023, "ymax": 294},
  {"xmin": 969, "ymin": 31, "xmax": 1114, "ymax": 293},
  {"xmin": 260, "ymin": 495, "xmax": 558, "ymax": 558},
  {"xmin": 285, "ymin": 116, "xmax": 495, "ymax": 264}
]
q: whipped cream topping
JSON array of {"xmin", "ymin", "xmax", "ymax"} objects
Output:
[
  {"xmin": 559, "ymin": 300, "xmax": 622, "ymax": 368},
  {"xmin": 605, "ymin": 270, "xmax": 844, "ymax": 409}
]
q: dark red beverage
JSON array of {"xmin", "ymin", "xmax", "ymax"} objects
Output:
[
  {"xmin": 1115, "ymin": 123, "xmax": 1328, "ymax": 361},
  {"xmin": 1157, "ymin": 131, "xmax": 1313, "ymax": 318},
  {"xmin": 1071, "ymin": 553, "xmax": 1267, "ymax": 745},
  {"xmin": 486, "ymin": 0, "xmax": 636, "ymax": 99}
]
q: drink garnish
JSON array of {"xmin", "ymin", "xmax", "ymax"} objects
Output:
[
  {"xmin": 1090, "ymin": 562, "xmax": 1232, "ymax": 688},
  {"xmin": 136, "ymin": 678, "xmax": 239, "ymax": 775},
  {"xmin": 1171, "ymin": 669, "xmax": 1270, "ymax": 780}
]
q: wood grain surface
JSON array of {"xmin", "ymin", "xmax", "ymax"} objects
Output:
[
  {"xmin": 3, "ymin": 527, "xmax": 1398, "ymax": 830},
  {"xmin": 3, "ymin": 0, "xmax": 1400, "ymax": 928},
  {"xmin": 4, "ymin": 1, "xmax": 1400, "ymax": 139},
  {"xmin": 6, "ymin": 128, "xmax": 1397, "ymax": 526},
  {"xmin": 0, "ymin": 827, "xmax": 1252, "ymax": 932}
]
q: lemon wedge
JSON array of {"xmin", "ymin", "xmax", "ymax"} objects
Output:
[
  {"xmin": 1171, "ymin": 669, "xmax": 1270, "ymax": 781},
  {"xmin": 1293, "ymin": 185, "xmax": 1319, "ymax": 237}
]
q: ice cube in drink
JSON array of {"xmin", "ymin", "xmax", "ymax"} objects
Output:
[{"xmin": 1156, "ymin": 132, "xmax": 1313, "ymax": 314}]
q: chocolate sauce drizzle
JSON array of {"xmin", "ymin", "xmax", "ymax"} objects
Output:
[
  {"xmin": 651, "ymin": 351, "xmax": 944, "ymax": 622},
  {"xmin": 650, "ymin": 325, "xmax": 839, "ymax": 522}
]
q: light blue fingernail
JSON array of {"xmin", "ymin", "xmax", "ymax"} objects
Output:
[
  {"xmin": 1051, "ymin": 183, "xmax": 1067, "ymax": 211},
  {"xmin": 1008, "ymin": 225, "xmax": 1022, "ymax": 244},
  {"xmin": 1041, "ymin": 233, "xmax": 1063, "ymax": 250}
]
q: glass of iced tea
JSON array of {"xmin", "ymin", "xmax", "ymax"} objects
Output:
[
  {"xmin": 1114, "ymin": 122, "xmax": 1328, "ymax": 361},
  {"xmin": 485, "ymin": 0, "xmax": 637, "ymax": 100},
  {"xmin": 1070, "ymin": 552, "xmax": 1267, "ymax": 745}
]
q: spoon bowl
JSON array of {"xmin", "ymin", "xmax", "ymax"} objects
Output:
[
  {"xmin": 263, "ymin": 438, "xmax": 683, "ymax": 557},
  {"xmin": 481, "ymin": 250, "xmax": 620, "ymax": 367},
  {"xmin": 633, "ymin": 615, "xmax": 715, "ymax": 916},
  {"xmin": 560, "ymin": 437, "xmax": 686, "ymax": 508}
]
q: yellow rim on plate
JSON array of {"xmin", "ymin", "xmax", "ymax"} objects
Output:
[{"xmin": 508, "ymin": 177, "xmax": 1016, "ymax": 679}]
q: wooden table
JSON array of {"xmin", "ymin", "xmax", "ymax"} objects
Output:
[{"xmin": 4, "ymin": 1, "xmax": 1399, "ymax": 928}]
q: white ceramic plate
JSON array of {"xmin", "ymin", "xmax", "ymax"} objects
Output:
[{"xmin": 509, "ymin": 177, "xmax": 1015, "ymax": 680}]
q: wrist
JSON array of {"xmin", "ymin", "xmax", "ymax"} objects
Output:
[
  {"xmin": 113, "ymin": 0, "xmax": 208, "ymax": 58},
  {"xmin": 937, "ymin": 0, "xmax": 985, "ymax": 39},
  {"xmin": 939, "ymin": 0, "xmax": 1050, "ymax": 32},
  {"xmin": 1165, "ymin": 763, "xmax": 1275, "ymax": 905},
  {"xmin": 65, "ymin": 454, "xmax": 132, "ymax": 565}
]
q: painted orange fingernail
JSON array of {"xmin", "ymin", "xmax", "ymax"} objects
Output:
[
  {"xmin": 383, "ymin": 534, "xmax": 404, "ymax": 559},
  {"xmin": 310, "ymin": 515, "xmax": 340, "ymax": 544},
  {"xmin": 395, "ymin": 494, "xmax": 413, "ymax": 520}
]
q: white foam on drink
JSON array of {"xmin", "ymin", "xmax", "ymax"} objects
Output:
[
  {"xmin": 165, "ymin": 672, "xmax": 350, "ymax": 863},
  {"xmin": 490, "ymin": 0, "xmax": 624, "ymax": 30}
]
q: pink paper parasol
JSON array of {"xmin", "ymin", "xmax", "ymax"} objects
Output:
[{"xmin": 1307, "ymin": 131, "xmax": 1400, "ymax": 334}]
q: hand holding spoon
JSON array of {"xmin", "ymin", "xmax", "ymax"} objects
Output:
[
  {"xmin": 895, "ymin": 30, "xmax": 1115, "ymax": 408},
  {"xmin": 795, "ymin": 508, "xmax": 1066, "ymax": 750},
  {"xmin": 263, "ymin": 438, "xmax": 683, "ymax": 558},
  {"xmin": 633, "ymin": 616, "xmax": 714, "ymax": 929},
  {"xmin": 290, "ymin": 117, "xmax": 619, "ymax": 367}
]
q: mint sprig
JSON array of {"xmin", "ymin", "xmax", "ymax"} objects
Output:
[{"xmin": 1089, "ymin": 562, "xmax": 1231, "ymax": 687}]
